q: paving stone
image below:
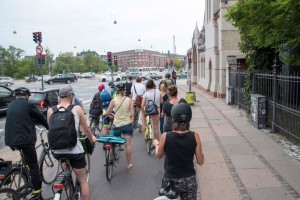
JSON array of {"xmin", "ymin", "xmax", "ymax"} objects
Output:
[
  {"xmin": 223, "ymin": 143, "xmax": 254, "ymax": 156},
  {"xmin": 238, "ymin": 168, "xmax": 282, "ymax": 188},
  {"xmin": 219, "ymin": 136, "xmax": 245, "ymax": 145},
  {"xmin": 247, "ymin": 187, "xmax": 296, "ymax": 200},
  {"xmin": 197, "ymin": 162, "xmax": 232, "ymax": 180},
  {"xmin": 200, "ymin": 151, "xmax": 225, "ymax": 163},
  {"xmin": 230, "ymin": 155, "xmax": 266, "ymax": 170}
]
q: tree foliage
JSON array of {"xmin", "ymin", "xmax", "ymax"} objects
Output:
[{"xmin": 225, "ymin": 0, "xmax": 300, "ymax": 69}]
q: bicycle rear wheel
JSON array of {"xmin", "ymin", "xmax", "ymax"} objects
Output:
[
  {"xmin": 105, "ymin": 149, "xmax": 113, "ymax": 181},
  {"xmin": 0, "ymin": 188, "xmax": 20, "ymax": 200},
  {"xmin": 145, "ymin": 124, "xmax": 153, "ymax": 154},
  {"xmin": 85, "ymin": 153, "xmax": 90, "ymax": 182},
  {"xmin": 113, "ymin": 144, "xmax": 121, "ymax": 161},
  {"xmin": 0, "ymin": 168, "xmax": 32, "ymax": 198},
  {"xmin": 89, "ymin": 118, "xmax": 97, "ymax": 136},
  {"xmin": 40, "ymin": 151, "xmax": 59, "ymax": 184}
]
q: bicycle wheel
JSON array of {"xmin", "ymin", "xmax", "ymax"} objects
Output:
[
  {"xmin": 40, "ymin": 150, "xmax": 59, "ymax": 184},
  {"xmin": 98, "ymin": 115, "xmax": 103, "ymax": 132},
  {"xmin": 0, "ymin": 168, "xmax": 32, "ymax": 199},
  {"xmin": 89, "ymin": 118, "xmax": 97, "ymax": 136},
  {"xmin": 145, "ymin": 123, "xmax": 153, "ymax": 154},
  {"xmin": 113, "ymin": 144, "xmax": 121, "ymax": 161},
  {"xmin": 85, "ymin": 153, "xmax": 90, "ymax": 182},
  {"xmin": 105, "ymin": 149, "xmax": 113, "ymax": 181},
  {"xmin": 0, "ymin": 188, "xmax": 20, "ymax": 200}
]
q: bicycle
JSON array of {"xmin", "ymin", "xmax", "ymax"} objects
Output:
[
  {"xmin": 35, "ymin": 126, "xmax": 59, "ymax": 184},
  {"xmin": 96, "ymin": 116, "xmax": 126, "ymax": 182},
  {"xmin": 133, "ymin": 105, "xmax": 141, "ymax": 130},
  {"xmin": 0, "ymin": 188, "xmax": 20, "ymax": 200},
  {"xmin": 0, "ymin": 148, "xmax": 33, "ymax": 199},
  {"xmin": 144, "ymin": 115, "xmax": 154, "ymax": 154},
  {"xmin": 52, "ymin": 133, "xmax": 91, "ymax": 200},
  {"xmin": 89, "ymin": 114, "xmax": 103, "ymax": 136}
]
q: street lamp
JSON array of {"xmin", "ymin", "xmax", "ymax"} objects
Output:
[{"xmin": 72, "ymin": 46, "xmax": 76, "ymax": 73}]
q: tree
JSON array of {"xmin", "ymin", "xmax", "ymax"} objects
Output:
[
  {"xmin": 225, "ymin": 0, "xmax": 300, "ymax": 69},
  {"xmin": 0, "ymin": 46, "xmax": 24, "ymax": 77}
]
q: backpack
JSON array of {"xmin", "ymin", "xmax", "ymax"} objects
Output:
[
  {"xmin": 89, "ymin": 100, "xmax": 103, "ymax": 116},
  {"xmin": 100, "ymin": 88, "xmax": 113, "ymax": 107},
  {"xmin": 125, "ymin": 81, "xmax": 132, "ymax": 96},
  {"xmin": 48, "ymin": 105, "xmax": 77, "ymax": 150},
  {"xmin": 165, "ymin": 79, "xmax": 173, "ymax": 88}
]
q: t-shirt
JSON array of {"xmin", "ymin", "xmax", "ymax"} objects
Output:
[
  {"xmin": 131, "ymin": 83, "xmax": 146, "ymax": 101},
  {"xmin": 143, "ymin": 89, "xmax": 161, "ymax": 108}
]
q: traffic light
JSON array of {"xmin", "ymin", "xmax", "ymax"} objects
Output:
[
  {"xmin": 33, "ymin": 32, "xmax": 38, "ymax": 43},
  {"xmin": 107, "ymin": 52, "xmax": 112, "ymax": 66},
  {"xmin": 188, "ymin": 53, "xmax": 192, "ymax": 64},
  {"xmin": 114, "ymin": 56, "xmax": 118, "ymax": 65},
  {"xmin": 41, "ymin": 54, "xmax": 45, "ymax": 65},
  {"xmin": 37, "ymin": 32, "xmax": 42, "ymax": 44}
]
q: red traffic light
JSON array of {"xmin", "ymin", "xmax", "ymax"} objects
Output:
[
  {"xmin": 107, "ymin": 52, "xmax": 112, "ymax": 66},
  {"xmin": 188, "ymin": 53, "xmax": 192, "ymax": 64},
  {"xmin": 114, "ymin": 56, "xmax": 118, "ymax": 65}
]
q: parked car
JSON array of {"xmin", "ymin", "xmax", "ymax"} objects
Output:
[
  {"xmin": 0, "ymin": 85, "xmax": 15, "ymax": 114},
  {"xmin": 0, "ymin": 77, "xmax": 14, "ymax": 86},
  {"xmin": 176, "ymin": 72, "xmax": 188, "ymax": 79},
  {"xmin": 81, "ymin": 72, "xmax": 95, "ymax": 78},
  {"xmin": 99, "ymin": 73, "xmax": 121, "ymax": 82},
  {"xmin": 44, "ymin": 74, "xmax": 75, "ymax": 84},
  {"xmin": 127, "ymin": 72, "xmax": 142, "ymax": 80},
  {"xmin": 29, "ymin": 88, "xmax": 59, "ymax": 118},
  {"xmin": 143, "ymin": 72, "xmax": 162, "ymax": 80}
]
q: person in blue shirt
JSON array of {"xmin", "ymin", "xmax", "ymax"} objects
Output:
[{"xmin": 100, "ymin": 81, "xmax": 115, "ymax": 134}]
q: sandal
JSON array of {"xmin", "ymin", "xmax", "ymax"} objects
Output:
[{"xmin": 126, "ymin": 164, "xmax": 133, "ymax": 170}]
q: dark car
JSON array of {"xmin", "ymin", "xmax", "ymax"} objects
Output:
[
  {"xmin": 0, "ymin": 86, "xmax": 16, "ymax": 114},
  {"xmin": 29, "ymin": 88, "xmax": 59, "ymax": 118},
  {"xmin": 143, "ymin": 72, "xmax": 162, "ymax": 80},
  {"xmin": 44, "ymin": 74, "xmax": 75, "ymax": 84}
]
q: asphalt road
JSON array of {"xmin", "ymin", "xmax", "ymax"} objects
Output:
[{"xmin": 0, "ymin": 76, "xmax": 186, "ymax": 199}]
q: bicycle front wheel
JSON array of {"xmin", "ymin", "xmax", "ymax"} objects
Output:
[
  {"xmin": 145, "ymin": 125, "xmax": 153, "ymax": 154},
  {"xmin": 40, "ymin": 151, "xmax": 59, "ymax": 184},
  {"xmin": 0, "ymin": 188, "xmax": 20, "ymax": 200},
  {"xmin": 105, "ymin": 149, "xmax": 113, "ymax": 181}
]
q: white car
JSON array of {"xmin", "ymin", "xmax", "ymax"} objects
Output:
[{"xmin": 99, "ymin": 73, "xmax": 121, "ymax": 82}]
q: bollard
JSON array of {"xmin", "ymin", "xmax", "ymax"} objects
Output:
[{"xmin": 186, "ymin": 92, "xmax": 196, "ymax": 105}]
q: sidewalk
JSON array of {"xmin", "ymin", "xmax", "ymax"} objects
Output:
[{"xmin": 177, "ymin": 84, "xmax": 300, "ymax": 200}]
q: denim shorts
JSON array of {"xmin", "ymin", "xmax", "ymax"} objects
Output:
[{"xmin": 112, "ymin": 123, "xmax": 133, "ymax": 137}]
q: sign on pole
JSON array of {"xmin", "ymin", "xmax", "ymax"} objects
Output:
[{"xmin": 36, "ymin": 45, "xmax": 43, "ymax": 54}]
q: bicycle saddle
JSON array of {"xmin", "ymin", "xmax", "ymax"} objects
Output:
[{"xmin": 158, "ymin": 180, "xmax": 179, "ymax": 199}]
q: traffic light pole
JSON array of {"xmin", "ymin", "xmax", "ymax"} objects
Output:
[{"xmin": 189, "ymin": 63, "xmax": 191, "ymax": 92}]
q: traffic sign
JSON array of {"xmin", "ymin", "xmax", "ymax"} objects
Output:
[{"xmin": 36, "ymin": 45, "xmax": 43, "ymax": 54}]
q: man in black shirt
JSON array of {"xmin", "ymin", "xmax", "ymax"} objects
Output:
[{"xmin": 5, "ymin": 87, "xmax": 49, "ymax": 200}]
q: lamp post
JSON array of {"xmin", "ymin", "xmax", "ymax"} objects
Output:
[
  {"xmin": 72, "ymin": 46, "xmax": 76, "ymax": 73},
  {"xmin": 271, "ymin": 58, "xmax": 277, "ymax": 133},
  {"xmin": 237, "ymin": 60, "xmax": 241, "ymax": 108}
]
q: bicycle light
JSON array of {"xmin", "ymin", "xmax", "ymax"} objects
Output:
[
  {"xmin": 105, "ymin": 144, "xmax": 112, "ymax": 149},
  {"xmin": 53, "ymin": 183, "xmax": 64, "ymax": 190}
]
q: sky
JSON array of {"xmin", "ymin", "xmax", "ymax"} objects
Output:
[{"xmin": 0, "ymin": 0, "xmax": 205, "ymax": 57}]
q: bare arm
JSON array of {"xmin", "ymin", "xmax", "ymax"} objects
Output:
[
  {"xmin": 76, "ymin": 106, "xmax": 96, "ymax": 143},
  {"xmin": 153, "ymin": 133, "xmax": 166, "ymax": 159},
  {"xmin": 194, "ymin": 132, "xmax": 204, "ymax": 165},
  {"xmin": 129, "ymin": 98, "xmax": 134, "ymax": 120},
  {"xmin": 141, "ymin": 96, "xmax": 146, "ymax": 114}
]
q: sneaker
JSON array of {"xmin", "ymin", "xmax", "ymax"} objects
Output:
[{"xmin": 29, "ymin": 192, "xmax": 44, "ymax": 200}]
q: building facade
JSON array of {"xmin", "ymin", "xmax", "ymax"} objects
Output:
[{"xmin": 191, "ymin": 0, "xmax": 242, "ymax": 98}]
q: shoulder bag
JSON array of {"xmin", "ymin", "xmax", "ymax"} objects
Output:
[{"xmin": 145, "ymin": 89, "xmax": 159, "ymax": 116}]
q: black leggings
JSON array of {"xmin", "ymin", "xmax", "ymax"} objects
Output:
[{"xmin": 15, "ymin": 144, "xmax": 42, "ymax": 192}]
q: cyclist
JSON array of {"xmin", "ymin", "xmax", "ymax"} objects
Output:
[
  {"xmin": 159, "ymin": 82, "xmax": 168, "ymax": 134},
  {"xmin": 153, "ymin": 103, "xmax": 204, "ymax": 200},
  {"xmin": 5, "ymin": 87, "xmax": 49, "ymax": 200},
  {"xmin": 47, "ymin": 86, "xmax": 96, "ymax": 200},
  {"xmin": 125, "ymin": 76, "xmax": 133, "ymax": 97},
  {"xmin": 90, "ymin": 84, "xmax": 105, "ymax": 131},
  {"xmin": 103, "ymin": 83, "xmax": 134, "ymax": 170},
  {"xmin": 141, "ymin": 79, "xmax": 162, "ymax": 140},
  {"xmin": 130, "ymin": 76, "xmax": 146, "ymax": 130},
  {"xmin": 101, "ymin": 81, "xmax": 115, "ymax": 134}
]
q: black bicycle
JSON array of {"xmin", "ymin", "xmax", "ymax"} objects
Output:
[
  {"xmin": 0, "ymin": 188, "xmax": 20, "ymax": 200},
  {"xmin": 35, "ymin": 126, "xmax": 59, "ymax": 184},
  {"xmin": 97, "ymin": 134, "xmax": 126, "ymax": 181},
  {"xmin": 89, "ymin": 115, "xmax": 103, "ymax": 136}
]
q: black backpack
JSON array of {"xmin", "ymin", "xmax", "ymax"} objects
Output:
[
  {"xmin": 48, "ymin": 105, "xmax": 77, "ymax": 150},
  {"xmin": 89, "ymin": 100, "xmax": 103, "ymax": 116}
]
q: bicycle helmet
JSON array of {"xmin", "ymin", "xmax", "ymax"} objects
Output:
[
  {"xmin": 98, "ymin": 83, "xmax": 105, "ymax": 92},
  {"xmin": 115, "ymin": 83, "xmax": 126, "ymax": 92},
  {"xmin": 108, "ymin": 81, "xmax": 115, "ymax": 88},
  {"xmin": 171, "ymin": 103, "xmax": 192, "ymax": 123},
  {"xmin": 165, "ymin": 73, "xmax": 171, "ymax": 79},
  {"xmin": 14, "ymin": 87, "xmax": 31, "ymax": 96}
]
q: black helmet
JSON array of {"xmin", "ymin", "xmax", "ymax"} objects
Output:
[
  {"xmin": 115, "ymin": 83, "xmax": 126, "ymax": 92},
  {"xmin": 165, "ymin": 73, "xmax": 171, "ymax": 79},
  {"xmin": 171, "ymin": 103, "xmax": 192, "ymax": 123},
  {"xmin": 108, "ymin": 81, "xmax": 115, "ymax": 88},
  {"xmin": 14, "ymin": 87, "xmax": 31, "ymax": 96}
]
